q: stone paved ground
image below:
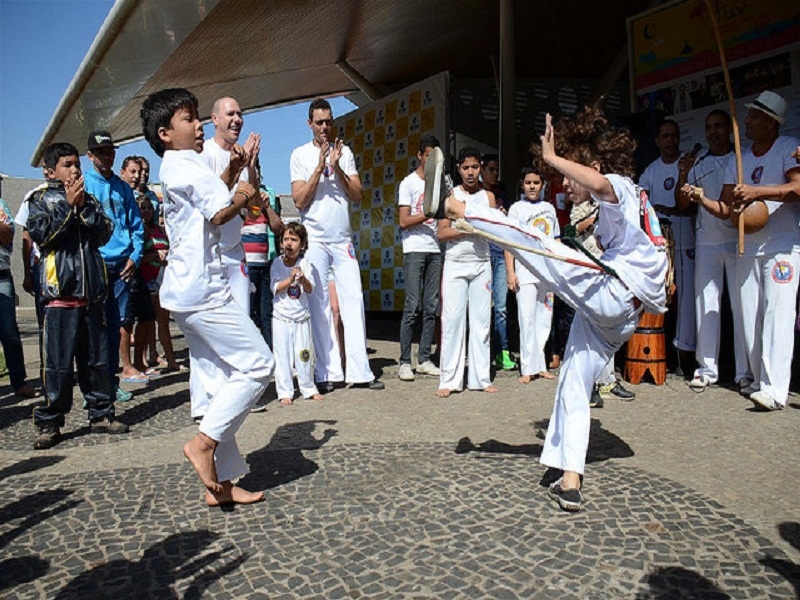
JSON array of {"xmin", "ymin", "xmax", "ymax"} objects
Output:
[{"xmin": 1, "ymin": 316, "xmax": 799, "ymax": 598}]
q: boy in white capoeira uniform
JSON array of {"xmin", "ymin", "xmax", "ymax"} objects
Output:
[
  {"xmin": 271, "ymin": 222, "xmax": 323, "ymax": 405},
  {"xmin": 716, "ymin": 91, "xmax": 800, "ymax": 410},
  {"xmin": 437, "ymin": 109, "xmax": 667, "ymax": 511},
  {"xmin": 506, "ymin": 165, "xmax": 558, "ymax": 384},
  {"xmin": 141, "ymin": 88, "xmax": 275, "ymax": 506},
  {"xmin": 675, "ymin": 109, "xmax": 748, "ymax": 391},
  {"xmin": 436, "ymin": 147, "xmax": 497, "ymax": 398}
]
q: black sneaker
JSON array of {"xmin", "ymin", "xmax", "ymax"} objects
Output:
[
  {"xmin": 549, "ymin": 478, "xmax": 584, "ymax": 512},
  {"xmin": 250, "ymin": 398, "xmax": 268, "ymax": 413},
  {"xmin": 351, "ymin": 380, "xmax": 385, "ymax": 390},
  {"xmin": 90, "ymin": 417, "xmax": 129, "ymax": 434},
  {"xmin": 589, "ymin": 387, "xmax": 604, "ymax": 408},
  {"xmin": 317, "ymin": 381, "xmax": 336, "ymax": 394},
  {"xmin": 33, "ymin": 425, "xmax": 61, "ymax": 450},
  {"xmin": 598, "ymin": 381, "xmax": 635, "ymax": 402}
]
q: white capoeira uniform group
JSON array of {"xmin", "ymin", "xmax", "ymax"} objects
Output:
[
  {"xmin": 439, "ymin": 186, "xmax": 493, "ymax": 392},
  {"xmin": 289, "ymin": 141, "xmax": 375, "ymax": 385},
  {"xmin": 727, "ymin": 135, "xmax": 800, "ymax": 407},
  {"xmin": 270, "ymin": 256, "xmax": 319, "ymax": 400},
  {"xmin": 159, "ymin": 149, "xmax": 274, "ymax": 483},
  {"xmin": 507, "ymin": 197, "xmax": 559, "ymax": 377},
  {"xmin": 189, "ymin": 138, "xmax": 253, "ymax": 420},
  {"xmin": 688, "ymin": 149, "xmax": 748, "ymax": 386},
  {"xmin": 640, "ymin": 156, "xmax": 696, "ymax": 354},
  {"xmin": 460, "ymin": 174, "xmax": 667, "ymax": 474}
]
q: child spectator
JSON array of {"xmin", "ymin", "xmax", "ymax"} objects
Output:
[
  {"xmin": 436, "ymin": 147, "xmax": 497, "ymax": 397},
  {"xmin": 270, "ymin": 222, "xmax": 323, "ymax": 405},
  {"xmin": 27, "ymin": 142, "xmax": 129, "ymax": 449},
  {"xmin": 135, "ymin": 194, "xmax": 183, "ymax": 372},
  {"xmin": 506, "ymin": 166, "xmax": 559, "ymax": 384}
]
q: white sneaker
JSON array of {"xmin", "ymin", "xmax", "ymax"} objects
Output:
[
  {"xmin": 689, "ymin": 375, "xmax": 710, "ymax": 391},
  {"xmin": 398, "ymin": 363, "xmax": 415, "ymax": 381},
  {"xmin": 416, "ymin": 361, "xmax": 441, "ymax": 376},
  {"xmin": 749, "ymin": 390, "xmax": 783, "ymax": 411}
]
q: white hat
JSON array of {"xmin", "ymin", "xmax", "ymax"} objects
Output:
[{"xmin": 745, "ymin": 90, "xmax": 787, "ymax": 125}]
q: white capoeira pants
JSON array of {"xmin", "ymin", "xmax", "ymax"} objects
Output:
[
  {"xmin": 272, "ymin": 316, "xmax": 318, "ymax": 400},
  {"xmin": 190, "ymin": 256, "xmax": 252, "ymax": 418},
  {"xmin": 463, "ymin": 204, "xmax": 641, "ymax": 474},
  {"xmin": 673, "ymin": 247, "xmax": 696, "ymax": 352},
  {"xmin": 174, "ymin": 299, "xmax": 274, "ymax": 482},
  {"xmin": 694, "ymin": 243, "xmax": 747, "ymax": 384},
  {"xmin": 516, "ymin": 283, "xmax": 553, "ymax": 376},
  {"xmin": 736, "ymin": 251, "xmax": 800, "ymax": 406},
  {"xmin": 439, "ymin": 258, "xmax": 492, "ymax": 391},
  {"xmin": 306, "ymin": 241, "xmax": 374, "ymax": 384}
]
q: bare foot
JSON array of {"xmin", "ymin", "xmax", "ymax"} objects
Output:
[
  {"xmin": 436, "ymin": 388, "xmax": 452, "ymax": 398},
  {"xmin": 279, "ymin": 398, "xmax": 293, "ymax": 406},
  {"xmin": 549, "ymin": 355, "xmax": 561, "ymax": 370},
  {"xmin": 205, "ymin": 481, "xmax": 265, "ymax": 506},
  {"xmin": 121, "ymin": 367, "xmax": 148, "ymax": 381},
  {"xmin": 518, "ymin": 375, "xmax": 532, "ymax": 384},
  {"xmin": 538, "ymin": 370, "xmax": 556, "ymax": 380},
  {"xmin": 483, "ymin": 385, "xmax": 498, "ymax": 393},
  {"xmin": 183, "ymin": 433, "xmax": 221, "ymax": 494},
  {"xmin": 308, "ymin": 394, "xmax": 324, "ymax": 401}
]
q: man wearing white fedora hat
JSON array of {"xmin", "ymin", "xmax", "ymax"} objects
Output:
[{"xmin": 719, "ymin": 90, "xmax": 800, "ymax": 410}]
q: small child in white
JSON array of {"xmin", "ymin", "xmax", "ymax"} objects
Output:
[
  {"xmin": 271, "ymin": 222, "xmax": 323, "ymax": 405},
  {"xmin": 506, "ymin": 166, "xmax": 559, "ymax": 384}
]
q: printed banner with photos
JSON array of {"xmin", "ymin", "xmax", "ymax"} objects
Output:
[{"xmin": 333, "ymin": 72, "xmax": 448, "ymax": 311}]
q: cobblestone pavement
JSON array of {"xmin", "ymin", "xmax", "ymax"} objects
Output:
[{"xmin": 1, "ymin": 317, "xmax": 799, "ymax": 598}]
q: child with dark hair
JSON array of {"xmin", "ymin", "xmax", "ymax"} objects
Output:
[
  {"xmin": 141, "ymin": 87, "xmax": 274, "ymax": 506},
  {"xmin": 436, "ymin": 146, "xmax": 497, "ymax": 398},
  {"xmin": 506, "ymin": 165, "xmax": 558, "ymax": 384},
  {"xmin": 442, "ymin": 108, "xmax": 667, "ymax": 511},
  {"xmin": 27, "ymin": 142, "xmax": 128, "ymax": 449},
  {"xmin": 270, "ymin": 222, "xmax": 323, "ymax": 405}
]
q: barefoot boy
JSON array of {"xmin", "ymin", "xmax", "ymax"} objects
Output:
[
  {"xmin": 438, "ymin": 109, "xmax": 667, "ymax": 511},
  {"xmin": 141, "ymin": 88, "xmax": 275, "ymax": 506}
]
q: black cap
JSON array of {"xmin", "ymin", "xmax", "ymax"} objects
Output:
[{"xmin": 87, "ymin": 130, "xmax": 116, "ymax": 151}]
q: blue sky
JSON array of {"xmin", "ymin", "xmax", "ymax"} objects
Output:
[{"xmin": 0, "ymin": 0, "xmax": 354, "ymax": 195}]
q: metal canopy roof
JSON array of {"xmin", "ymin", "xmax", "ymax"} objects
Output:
[{"xmin": 33, "ymin": 0, "xmax": 652, "ymax": 167}]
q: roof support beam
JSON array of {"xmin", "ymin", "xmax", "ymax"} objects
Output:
[
  {"xmin": 335, "ymin": 60, "xmax": 384, "ymax": 102},
  {"xmin": 498, "ymin": 0, "xmax": 518, "ymax": 195}
]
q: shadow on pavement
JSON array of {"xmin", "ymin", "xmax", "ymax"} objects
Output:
[
  {"xmin": 116, "ymin": 388, "xmax": 190, "ymax": 426},
  {"xmin": 53, "ymin": 530, "xmax": 247, "ymax": 600},
  {"xmin": 0, "ymin": 455, "xmax": 65, "ymax": 480},
  {"xmin": 760, "ymin": 521, "xmax": 800, "ymax": 597},
  {"xmin": 0, "ymin": 489, "xmax": 81, "ymax": 549},
  {"xmin": 0, "ymin": 555, "xmax": 50, "ymax": 593},
  {"xmin": 238, "ymin": 420, "xmax": 337, "ymax": 493},
  {"xmin": 635, "ymin": 566, "xmax": 730, "ymax": 599}
]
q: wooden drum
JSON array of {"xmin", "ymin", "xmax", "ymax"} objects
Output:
[{"xmin": 624, "ymin": 311, "xmax": 666, "ymax": 386}]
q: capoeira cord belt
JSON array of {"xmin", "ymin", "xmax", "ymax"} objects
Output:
[{"xmin": 452, "ymin": 217, "xmax": 620, "ymax": 279}]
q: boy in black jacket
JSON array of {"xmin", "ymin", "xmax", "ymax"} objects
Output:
[{"xmin": 27, "ymin": 142, "xmax": 129, "ymax": 449}]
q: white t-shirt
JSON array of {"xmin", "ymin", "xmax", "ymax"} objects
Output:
[
  {"xmin": 723, "ymin": 135, "xmax": 800, "ymax": 257},
  {"xmin": 445, "ymin": 186, "xmax": 491, "ymax": 261},
  {"xmin": 508, "ymin": 199, "xmax": 560, "ymax": 285},
  {"xmin": 14, "ymin": 188, "xmax": 42, "ymax": 265},
  {"xmin": 640, "ymin": 156, "xmax": 695, "ymax": 250},
  {"xmin": 594, "ymin": 174, "xmax": 668, "ymax": 314},
  {"xmin": 271, "ymin": 256, "xmax": 315, "ymax": 321},
  {"xmin": 202, "ymin": 138, "xmax": 247, "ymax": 261},
  {"xmin": 687, "ymin": 150, "xmax": 736, "ymax": 247},
  {"xmin": 290, "ymin": 141, "xmax": 358, "ymax": 244},
  {"xmin": 158, "ymin": 149, "xmax": 233, "ymax": 312},
  {"xmin": 397, "ymin": 170, "xmax": 440, "ymax": 254}
]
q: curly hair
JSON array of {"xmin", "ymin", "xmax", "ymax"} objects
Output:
[{"xmin": 529, "ymin": 106, "xmax": 637, "ymax": 179}]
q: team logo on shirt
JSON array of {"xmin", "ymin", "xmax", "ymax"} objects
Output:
[
  {"xmin": 772, "ymin": 261, "xmax": 793, "ymax": 284},
  {"xmin": 751, "ymin": 166, "xmax": 764, "ymax": 184},
  {"xmin": 288, "ymin": 284, "xmax": 302, "ymax": 299},
  {"xmin": 348, "ymin": 242, "xmax": 357, "ymax": 260},
  {"xmin": 299, "ymin": 349, "xmax": 311, "ymax": 362},
  {"xmin": 545, "ymin": 292, "xmax": 554, "ymax": 311},
  {"xmin": 663, "ymin": 177, "xmax": 675, "ymax": 191},
  {"xmin": 240, "ymin": 259, "xmax": 249, "ymax": 277}
]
